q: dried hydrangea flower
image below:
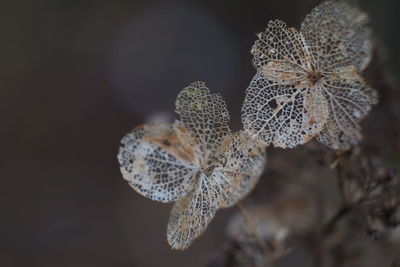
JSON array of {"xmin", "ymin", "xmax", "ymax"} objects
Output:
[
  {"xmin": 118, "ymin": 82, "xmax": 266, "ymax": 250},
  {"xmin": 241, "ymin": 1, "xmax": 378, "ymax": 149}
]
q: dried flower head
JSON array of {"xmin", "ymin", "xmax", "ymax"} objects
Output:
[
  {"xmin": 241, "ymin": 1, "xmax": 378, "ymax": 149},
  {"xmin": 118, "ymin": 82, "xmax": 266, "ymax": 250}
]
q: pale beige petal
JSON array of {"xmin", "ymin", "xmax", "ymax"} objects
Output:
[
  {"xmin": 241, "ymin": 73, "xmax": 328, "ymax": 148},
  {"xmin": 167, "ymin": 173, "xmax": 221, "ymax": 250},
  {"xmin": 118, "ymin": 123, "xmax": 199, "ymax": 203},
  {"xmin": 216, "ymin": 131, "xmax": 267, "ymax": 208},
  {"xmin": 175, "ymin": 82, "xmax": 231, "ymax": 161},
  {"xmin": 300, "ymin": 0, "xmax": 372, "ymax": 71},
  {"xmin": 316, "ymin": 69, "xmax": 378, "ymax": 150},
  {"xmin": 315, "ymin": 122, "xmax": 361, "ymax": 151},
  {"xmin": 252, "ymin": 19, "xmax": 312, "ymax": 74},
  {"xmin": 260, "ymin": 61, "xmax": 308, "ymax": 85}
]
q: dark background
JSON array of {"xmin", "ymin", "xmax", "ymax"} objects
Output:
[{"xmin": 1, "ymin": 0, "xmax": 399, "ymax": 266}]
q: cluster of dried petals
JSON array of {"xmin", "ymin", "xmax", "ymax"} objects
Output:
[
  {"xmin": 117, "ymin": 0, "xmax": 380, "ymax": 253},
  {"xmin": 242, "ymin": 1, "xmax": 378, "ymax": 149},
  {"xmin": 118, "ymin": 82, "xmax": 266, "ymax": 250}
]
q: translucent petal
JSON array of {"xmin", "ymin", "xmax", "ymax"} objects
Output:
[
  {"xmin": 216, "ymin": 131, "xmax": 266, "ymax": 208},
  {"xmin": 316, "ymin": 69, "xmax": 378, "ymax": 150},
  {"xmin": 241, "ymin": 73, "xmax": 328, "ymax": 148},
  {"xmin": 300, "ymin": 0, "xmax": 372, "ymax": 71},
  {"xmin": 315, "ymin": 122, "xmax": 361, "ymax": 151},
  {"xmin": 175, "ymin": 82, "xmax": 230, "ymax": 160},
  {"xmin": 252, "ymin": 19, "xmax": 312, "ymax": 72},
  {"xmin": 167, "ymin": 173, "xmax": 221, "ymax": 250},
  {"xmin": 166, "ymin": 130, "xmax": 266, "ymax": 249},
  {"xmin": 118, "ymin": 123, "xmax": 199, "ymax": 203},
  {"xmin": 260, "ymin": 61, "xmax": 308, "ymax": 85}
]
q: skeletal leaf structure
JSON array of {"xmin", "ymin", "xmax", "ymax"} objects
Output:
[
  {"xmin": 118, "ymin": 0, "xmax": 379, "ymax": 252},
  {"xmin": 242, "ymin": 1, "xmax": 378, "ymax": 149},
  {"xmin": 118, "ymin": 82, "xmax": 266, "ymax": 250}
]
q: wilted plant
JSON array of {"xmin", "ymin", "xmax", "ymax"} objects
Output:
[
  {"xmin": 117, "ymin": 0, "xmax": 398, "ymax": 264},
  {"xmin": 118, "ymin": 82, "xmax": 266, "ymax": 249},
  {"xmin": 241, "ymin": 0, "xmax": 377, "ymax": 149}
]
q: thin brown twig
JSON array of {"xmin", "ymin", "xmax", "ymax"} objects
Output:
[
  {"xmin": 322, "ymin": 153, "xmax": 353, "ymax": 235},
  {"xmin": 323, "ymin": 205, "xmax": 353, "ymax": 235},
  {"xmin": 333, "ymin": 153, "xmax": 348, "ymax": 205}
]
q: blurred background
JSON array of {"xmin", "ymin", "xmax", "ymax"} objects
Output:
[{"xmin": 0, "ymin": 0, "xmax": 399, "ymax": 266}]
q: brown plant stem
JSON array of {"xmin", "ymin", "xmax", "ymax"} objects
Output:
[
  {"xmin": 323, "ymin": 153, "xmax": 354, "ymax": 234},
  {"xmin": 323, "ymin": 205, "xmax": 353, "ymax": 235},
  {"xmin": 333, "ymin": 153, "xmax": 348, "ymax": 205}
]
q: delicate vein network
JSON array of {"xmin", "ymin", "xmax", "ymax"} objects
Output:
[
  {"xmin": 118, "ymin": 82, "xmax": 266, "ymax": 250},
  {"xmin": 242, "ymin": 0, "xmax": 377, "ymax": 149}
]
